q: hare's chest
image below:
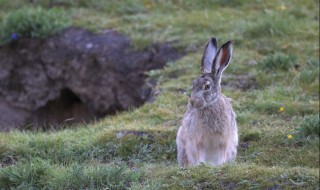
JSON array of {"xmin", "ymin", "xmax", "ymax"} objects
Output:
[
  {"xmin": 186, "ymin": 112, "xmax": 227, "ymax": 143},
  {"xmin": 186, "ymin": 112, "xmax": 224, "ymax": 133}
]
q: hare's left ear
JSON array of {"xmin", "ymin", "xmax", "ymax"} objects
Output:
[
  {"xmin": 201, "ymin": 37, "xmax": 217, "ymax": 74},
  {"xmin": 211, "ymin": 40, "xmax": 233, "ymax": 82}
]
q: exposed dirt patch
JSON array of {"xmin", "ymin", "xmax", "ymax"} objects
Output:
[
  {"xmin": 116, "ymin": 130, "xmax": 155, "ymax": 142},
  {"xmin": 239, "ymin": 142, "xmax": 250, "ymax": 150},
  {"xmin": 221, "ymin": 74, "xmax": 258, "ymax": 91},
  {"xmin": 0, "ymin": 155, "xmax": 18, "ymax": 167},
  {"xmin": 0, "ymin": 28, "xmax": 184, "ymax": 131},
  {"xmin": 219, "ymin": 180, "xmax": 238, "ymax": 190}
]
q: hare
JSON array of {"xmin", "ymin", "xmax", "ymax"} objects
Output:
[{"xmin": 176, "ymin": 37, "xmax": 238, "ymax": 167}]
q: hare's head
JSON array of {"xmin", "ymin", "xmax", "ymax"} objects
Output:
[{"xmin": 189, "ymin": 38, "xmax": 233, "ymax": 109}]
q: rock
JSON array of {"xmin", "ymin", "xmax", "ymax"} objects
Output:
[
  {"xmin": 0, "ymin": 28, "xmax": 184, "ymax": 130},
  {"xmin": 246, "ymin": 59, "xmax": 257, "ymax": 66}
]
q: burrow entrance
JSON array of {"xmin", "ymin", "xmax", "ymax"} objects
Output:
[
  {"xmin": 0, "ymin": 28, "xmax": 185, "ymax": 131},
  {"xmin": 33, "ymin": 89, "xmax": 94, "ymax": 128}
]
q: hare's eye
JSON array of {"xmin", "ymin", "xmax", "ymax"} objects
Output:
[{"xmin": 204, "ymin": 84, "xmax": 210, "ymax": 90}]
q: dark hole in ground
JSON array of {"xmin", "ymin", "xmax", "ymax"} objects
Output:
[
  {"xmin": 32, "ymin": 88, "xmax": 95, "ymax": 129},
  {"xmin": 0, "ymin": 28, "xmax": 185, "ymax": 131}
]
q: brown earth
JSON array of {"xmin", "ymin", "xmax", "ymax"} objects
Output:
[{"xmin": 0, "ymin": 28, "xmax": 184, "ymax": 131}]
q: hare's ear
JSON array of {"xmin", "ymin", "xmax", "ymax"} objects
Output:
[
  {"xmin": 201, "ymin": 37, "xmax": 217, "ymax": 74},
  {"xmin": 211, "ymin": 40, "xmax": 233, "ymax": 82}
]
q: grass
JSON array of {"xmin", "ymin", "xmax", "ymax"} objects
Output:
[
  {"xmin": 257, "ymin": 53, "xmax": 297, "ymax": 72},
  {"xmin": 0, "ymin": 158, "xmax": 141, "ymax": 189},
  {"xmin": 0, "ymin": 6, "xmax": 70, "ymax": 45},
  {"xmin": 296, "ymin": 114, "xmax": 319, "ymax": 139},
  {"xmin": 0, "ymin": 0, "xmax": 319, "ymax": 189}
]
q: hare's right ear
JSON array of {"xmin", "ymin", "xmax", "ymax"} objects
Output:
[
  {"xmin": 211, "ymin": 41, "xmax": 233, "ymax": 83},
  {"xmin": 201, "ymin": 37, "xmax": 217, "ymax": 74}
]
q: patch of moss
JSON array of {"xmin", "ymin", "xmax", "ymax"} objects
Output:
[{"xmin": 241, "ymin": 131, "xmax": 261, "ymax": 142}]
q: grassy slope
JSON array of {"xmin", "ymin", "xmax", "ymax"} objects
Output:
[{"xmin": 0, "ymin": 0, "xmax": 319, "ymax": 189}]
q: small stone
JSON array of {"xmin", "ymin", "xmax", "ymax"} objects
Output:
[
  {"xmin": 247, "ymin": 60, "xmax": 257, "ymax": 65},
  {"xmin": 86, "ymin": 43, "xmax": 93, "ymax": 49},
  {"xmin": 280, "ymin": 174, "xmax": 287, "ymax": 179}
]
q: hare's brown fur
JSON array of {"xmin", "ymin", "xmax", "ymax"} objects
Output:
[{"xmin": 176, "ymin": 38, "xmax": 238, "ymax": 167}]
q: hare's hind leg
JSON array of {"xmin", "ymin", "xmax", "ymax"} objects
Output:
[
  {"xmin": 226, "ymin": 145, "xmax": 237, "ymax": 162},
  {"xmin": 176, "ymin": 127, "xmax": 189, "ymax": 167},
  {"xmin": 177, "ymin": 147, "xmax": 189, "ymax": 167}
]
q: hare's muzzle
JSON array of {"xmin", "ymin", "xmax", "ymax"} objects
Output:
[{"xmin": 189, "ymin": 97, "xmax": 204, "ymax": 109}]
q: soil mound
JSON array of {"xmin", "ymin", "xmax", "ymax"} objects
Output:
[{"xmin": 0, "ymin": 28, "xmax": 183, "ymax": 130}]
